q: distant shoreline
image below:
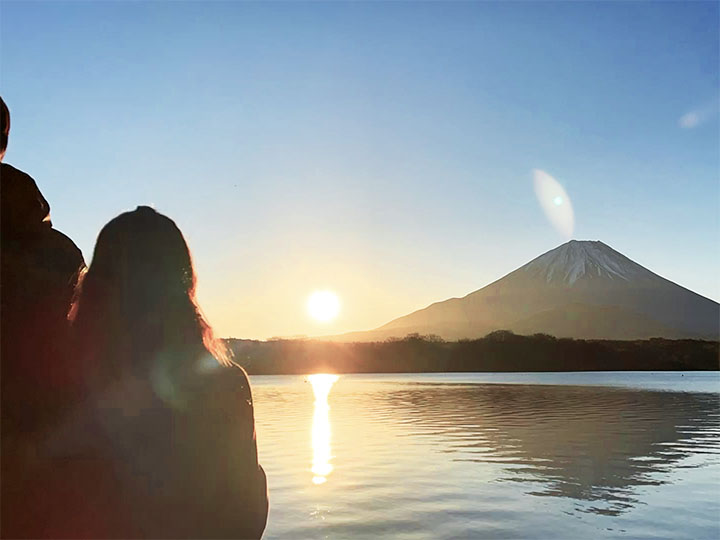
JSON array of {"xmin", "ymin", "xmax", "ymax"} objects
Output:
[{"xmin": 226, "ymin": 332, "xmax": 719, "ymax": 375}]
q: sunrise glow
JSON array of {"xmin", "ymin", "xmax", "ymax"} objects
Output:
[{"xmin": 307, "ymin": 290, "xmax": 341, "ymax": 322}]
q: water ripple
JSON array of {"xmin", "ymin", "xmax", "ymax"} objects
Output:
[{"xmin": 252, "ymin": 373, "xmax": 720, "ymax": 539}]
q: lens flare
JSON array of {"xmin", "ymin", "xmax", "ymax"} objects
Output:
[
  {"xmin": 308, "ymin": 374, "xmax": 339, "ymax": 485},
  {"xmin": 533, "ymin": 169, "xmax": 575, "ymax": 239}
]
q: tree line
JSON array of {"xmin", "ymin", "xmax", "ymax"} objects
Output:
[{"xmin": 226, "ymin": 331, "xmax": 719, "ymax": 375}]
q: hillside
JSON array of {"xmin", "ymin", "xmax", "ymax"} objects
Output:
[{"xmin": 333, "ymin": 241, "xmax": 719, "ymax": 342}]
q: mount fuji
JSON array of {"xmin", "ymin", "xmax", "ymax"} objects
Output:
[{"xmin": 339, "ymin": 240, "xmax": 719, "ymax": 342}]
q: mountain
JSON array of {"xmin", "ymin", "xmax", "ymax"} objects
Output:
[{"xmin": 337, "ymin": 240, "xmax": 719, "ymax": 342}]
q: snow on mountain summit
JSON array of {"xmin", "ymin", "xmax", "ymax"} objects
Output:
[
  {"xmin": 335, "ymin": 239, "xmax": 719, "ymax": 341},
  {"xmin": 521, "ymin": 240, "xmax": 654, "ymax": 285}
]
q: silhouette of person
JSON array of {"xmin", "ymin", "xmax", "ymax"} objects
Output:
[
  {"xmin": 9, "ymin": 207, "xmax": 268, "ymax": 538},
  {"xmin": 1, "ymin": 97, "xmax": 87, "ymax": 537}
]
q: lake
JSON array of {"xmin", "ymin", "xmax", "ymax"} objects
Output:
[{"xmin": 250, "ymin": 372, "xmax": 720, "ymax": 539}]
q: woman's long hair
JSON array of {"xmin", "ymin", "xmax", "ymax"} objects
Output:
[{"xmin": 69, "ymin": 206, "xmax": 230, "ymax": 387}]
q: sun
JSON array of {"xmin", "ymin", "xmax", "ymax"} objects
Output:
[{"xmin": 307, "ymin": 290, "xmax": 340, "ymax": 322}]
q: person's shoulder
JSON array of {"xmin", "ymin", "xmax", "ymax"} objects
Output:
[
  {"xmin": 1, "ymin": 162, "xmax": 33, "ymax": 180},
  {"xmin": 194, "ymin": 359, "xmax": 253, "ymax": 401},
  {"xmin": 1, "ymin": 163, "xmax": 42, "ymax": 196},
  {"xmin": 223, "ymin": 361, "xmax": 252, "ymax": 386},
  {"xmin": 44, "ymin": 228, "xmax": 85, "ymax": 268},
  {"xmin": 0, "ymin": 163, "xmax": 50, "ymax": 229},
  {"xmin": 179, "ymin": 355, "xmax": 252, "ymax": 404}
]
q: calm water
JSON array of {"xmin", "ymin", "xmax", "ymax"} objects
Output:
[{"xmin": 251, "ymin": 372, "xmax": 720, "ymax": 539}]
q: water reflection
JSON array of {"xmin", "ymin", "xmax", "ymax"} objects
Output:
[
  {"xmin": 251, "ymin": 375, "xmax": 720, "ymax": 539},
  {"xmin": 308, "ymin": 374, "xmax": 339, "ymax": 485},
  {"xmin": 375, "ymin": 383, "xmax": 720, "ymax": 515}
]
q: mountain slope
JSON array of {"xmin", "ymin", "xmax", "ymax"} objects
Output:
[{"xmin": 337, "ymin": 240, "xmax": 719, "ymax": 342}]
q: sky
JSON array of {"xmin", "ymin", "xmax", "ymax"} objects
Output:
[{"xmin": 2, "ymin": 1, "xmax": 718, "ymax": 339}]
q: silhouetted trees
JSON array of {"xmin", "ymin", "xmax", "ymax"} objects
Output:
[{"xmin": 226, "ymin": 331, "xmax": 719, "ymax": 375}]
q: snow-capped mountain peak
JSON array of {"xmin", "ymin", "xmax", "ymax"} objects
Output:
[
  {"xmin": 520, "ymin": 240, "xmax": 653, "ymax": 285},
  {"xmin": 335, "ymin": 239, "xmax": 718, "ymax": 341}
]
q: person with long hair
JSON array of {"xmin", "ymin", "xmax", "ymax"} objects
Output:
[{"xmin": 12, "ymin": 207, "xmax": 268, "ymax": 539}]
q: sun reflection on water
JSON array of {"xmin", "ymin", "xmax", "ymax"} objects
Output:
[{"xmin": 308, "ymin": 374, "xmax": 339, "ymax": 485}]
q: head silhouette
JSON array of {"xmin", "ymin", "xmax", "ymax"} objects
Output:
[
  {"xmin": 1, "ymin": 96, "xmax": 9, "ymax": 161},
  {"xmin": 70, "ymin": 206, "xmax": 229, "ymax": 384}
]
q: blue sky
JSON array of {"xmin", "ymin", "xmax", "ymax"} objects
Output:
[{"xmin": 2, "ymin": 1, "xmax": 718, "ymax": 338}]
